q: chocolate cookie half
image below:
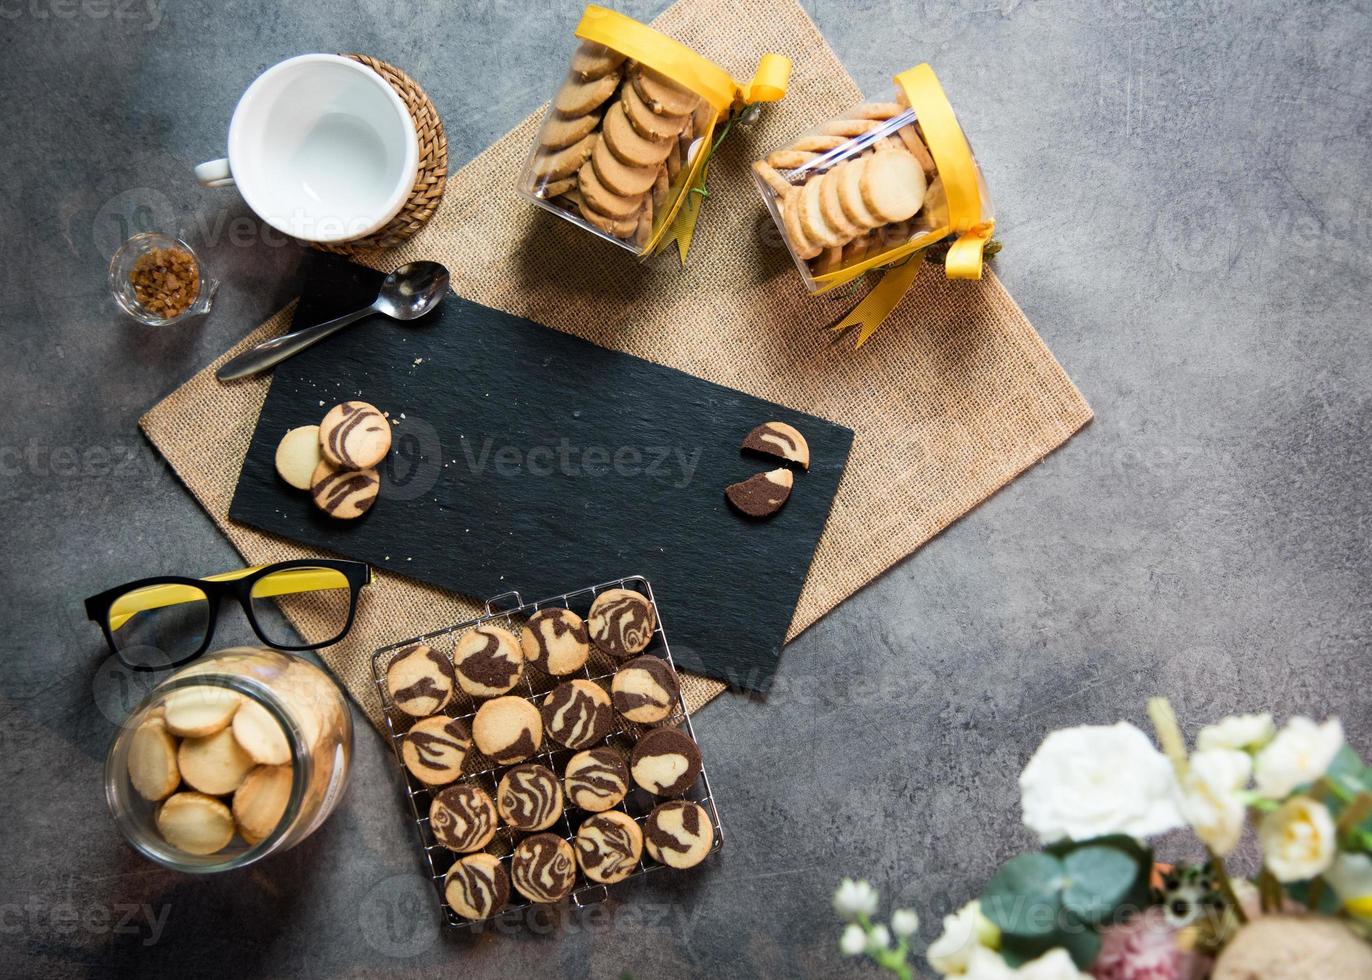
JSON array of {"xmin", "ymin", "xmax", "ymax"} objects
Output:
[
  {"xmin": 741, "ymin": 421, "xmax": 810, "ymax": 469},
  {"xmin": 511, "ymin": 833, "xmax": 577, "ymax": 904},
  {"xmin": 724, "ymin": 467, "xmax": 792, "ymax": 518},
  {"xmin": 630, "ymin": 727, "xmax": 701, "ymax": 797}
]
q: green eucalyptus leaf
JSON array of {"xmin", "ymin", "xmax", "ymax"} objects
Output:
[
  {"xmin": 1048, "ymin": 834, "xmax": 1151, "ymax": 865},
  {"xmin": 981, "ymin": 853, "xmax": 1065, "ymax": 938},
  {"xmin": 1330, "ymin": 744, "xmax": 1365, "ymax": 779},
  {"xmin": 1062, "ymin": 846, "xmax": 1141, "ymax": 924},
  {"xmin": 1286, "ymin": 878, "xmax": 1342, "ymax": 915}
]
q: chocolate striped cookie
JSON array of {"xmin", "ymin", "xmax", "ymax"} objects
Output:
[
  {"xmin": 310, "ymin": 459, "xmax": 379, "ymax": 519},
  {"xmin": 430, "ymin": 784, "xmax": 498, "ymax": 853},
  {"xmin": 444, "ymin": 853, "xmax": 509, "ymax": 921},
  {"xmin": 541, "ymin": 679, "xmax": 613, "ymax": 750},
  {"xmin": 319, "ymin": 400, "xmax": 391, "ymax": 469},
  {"xmin": 644, "ymin": 800, "xmax": 714, "ymax": 869},
  {"xmin": 563, "ymin": 747, "xmax": 630, "ymax": 813},
  {"xmin": 401, "ymin": 715, "xmax": 470, "ymax": 786},
  {"xmin": 511, "ymin": 833, "xmax": 576, "ymax": 904},
  {"xmin": 472, "ymin": 696, "xmax": 542, "ymax": 765},
  {"xmin": 724, "ymin": 467, "xmax": 792, "ymax": 518},
  {"xmin": 741, "ymin": 421, "xmax": 810, "ymax": 470},
  {"xmin": 587, "ymin": 589, "xmax": 656, "ymax": 660},
  {"xmin": 611, "ymin": 656, "xmax": 680, "ymax": 724},
  {"xmin": 575, "ymin": 810, "xmax": 643, "ymax": 884},
  {"xmin": 630, "ymin": 727, "xmax": 701, "ymax": 797},
  {"xmin": 385, "ymin": 644, "xmax": 456, "ymax": 717},
  {"xmin": 453, "ymin": 625, "xmax": 524, "ymax": 698},
  {"xmin": 497, "ymin": 763, "xmax": 563, "ymax": 832},
  {"xmin": 520, "ymin": 608, "xmax": 590, "ymax": 676}
]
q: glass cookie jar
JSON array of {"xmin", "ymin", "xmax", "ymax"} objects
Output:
[
  {"xmin": 105, "ymin": 647, "xmax": 352, "ymax": 873},
  {"xmin": 515, "ymin": 5, "xmax": 726, "ymax": 257},
  {"xmin": 752, "ymin": 64, "xmax": 994, "ymax": 293}
]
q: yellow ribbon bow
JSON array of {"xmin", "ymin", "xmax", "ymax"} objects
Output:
[
  {"xmin": 821, "ymin": 64, "xmax": 995, "ymax": 347},
  {"xmin": 575, "ymin": 4, "xmax": 791, "ymax": 262}
]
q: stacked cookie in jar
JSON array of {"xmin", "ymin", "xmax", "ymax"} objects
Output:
[{"xmin": 374, "ymin": 579, "xmax": 719, "ymax": 925}]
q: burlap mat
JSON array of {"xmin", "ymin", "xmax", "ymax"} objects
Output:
[{"xmin": 141, "ymin": 0, "xmax": 1091, "ymax": 733}]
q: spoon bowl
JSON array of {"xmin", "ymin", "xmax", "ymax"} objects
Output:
[{"xmin": 376, "ymin": 261, "xmax": 450, "ymax": 320}]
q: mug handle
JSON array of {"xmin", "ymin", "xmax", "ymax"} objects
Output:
[{"xmin": 195, "ymin": 158, "xmax": 235, "ymax": 188}]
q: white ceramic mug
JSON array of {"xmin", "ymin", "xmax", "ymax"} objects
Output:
[{"xmin": 195, "ymin": 54, "xmax": 419, "ymax": 243}]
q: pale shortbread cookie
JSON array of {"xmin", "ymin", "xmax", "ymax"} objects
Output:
[
  {"xmin": 837, "ymin": 157, "xmax": 883, "ymax": 228},
  {"xmin": 859, "ymin": 150, "xmax": 926, "ymax": 224},
  {"xmin": 274, "ymin": 425, "xmax": 321, "ymax": 491},
  {"xmin": 472, "ymin": 696, "xmax": 543, "ymax": 765},
  {"xmin": 231, "ymin": 699, "xmax": 291, "ymax": 766},
  {"xmin": 178, "ymin": 725, "xmax": 256, "ymax": 796},
  {"xmin": 233, "ymin": 764, "xmax": 293, "ymax": 844},
  {"xmin": 603, "ymin": 100, "xmax": 676, "ymax": 169},
  {"xmin": 127, "ymin": 716, "xmax": 180, "ymax": 801},
  {"xmin": 552, "ymin": 70, "xmax": 620, "ymax": 117},
  {"xmin": 630, "ymin": 67, "xmax": 700, "ymax": 117},
  {"xmin": 163, "ymin": 686, "xmax": 241, "ymax": 738},
  {"xmin": 157, "ymin": 791, "xmax": 235, "ymax": 856},
  {"xmin": 781, "ymin": 189, "xmax": 822, "ymax": 260},
  {"xmin": 569, "ymin": 41, "xmax": 626, "ymax": 81}
]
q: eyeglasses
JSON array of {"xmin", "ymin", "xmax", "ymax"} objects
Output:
[{"xmin": 85, "ymin": 559, "xmax": 371, "ymax": 671}]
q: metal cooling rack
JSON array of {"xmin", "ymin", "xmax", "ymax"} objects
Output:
[{"xmin": 371, "ymin": 574, "xmax": 724, "ymax": 929}]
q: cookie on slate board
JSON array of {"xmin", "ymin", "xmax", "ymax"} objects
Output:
[
  {"xmin": 541, "ymin": 679, "xmax": 613, "ymax": 750},
  {"xmin": 274, "ymin": 425, "xmax": 321, "ymax": 490},
  {"xmin": 742, "ymin": 421, "xmax": 811, "ymax": 470},
  {"xmin": 401, "ymin": 715, "xmax": 471, "ymax": 786},
  {"xmin": 644, "ymin": 800, "xmax": 714, "ymax": 869},
  {"xmin": 611, "ymin": 656, "xmax": 680, "ymax": 724},
  {"xmin": 587, "ymin": 589, "xmax": 656, "ymax": 660},
  {"xmin": 563, "ymin": 747, "xmax": 630, "ymax": 813},
  {"xmin": 385, "ymin": 644, "xmax": 456, "ymax": 717},
  {"xmin": 472, "ymin": 696, "xmax": 543, "ymax": 765},
  {"xmin": 575, "ymin": 810, "xmax": 644, "ymax": 884},
  {"xmin": 511, "ymin": 833, "xmax": 577, "ymax": 904},
  {"xmin": 725, "ymin": 468, "xmax": 793, "ymax": 518},
  {"xmin": 430, "ymin": 784, "xmax": 498, "ymax": 853},
  {"xmin": 311, "ymin": 458, "xmax": 380, "ymax": 520},
  {"xmin": 452, "ymin": 625, "xmax": 524, "ymax": 698},
  {"xmin": 445, "ymin": 853, "xmax": 510, "ymax": 921},
  {"xmin": 630, "ymin": 727, "xmax": 702, "ymax": 797},
  {"xmin": 319, "ymin": 400, "xmax": 391, "ymax": 470},
  {"xmin": 520, "ymin": 608, "xmax": 590, "ymax": 676},
  {"xmin": 497, "ymin": 763, "xmax": 563, "ymax": 832}
]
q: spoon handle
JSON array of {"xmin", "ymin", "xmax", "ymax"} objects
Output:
[{"xmin": 216, "ymin": 304, "xmax": 379, "ymax": 381}]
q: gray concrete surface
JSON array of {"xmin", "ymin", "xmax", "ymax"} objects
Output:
[{"xmin": 2, "ymin": 0, "xmax": 1369, "ymax": 976}]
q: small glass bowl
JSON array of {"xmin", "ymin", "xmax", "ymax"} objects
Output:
[{"xmin": 108, "ymin": 232, "xmax": 218, "ymax": 326}]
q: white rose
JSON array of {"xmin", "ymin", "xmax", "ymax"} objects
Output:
[
  {"xmin": 1253, "ymin": 716, "xmax": 1343, "ymax": 799},
  {"xmin": 1327, "ymin": 853, "xmax": 1372, "ymax": 920},
  {"xmin": 927, "ymin": 900, "xmax": 999, "ymax": 975},
  {"xmin": 1258, "ymin": 796, "xmax": 1336, "ymax": 882},
  {"xmin": 1197, "ymin": 712, "xmax": 1276, "ymax": 752},
  {"xmin": 1019, "ymin": 722, "xmax": 1184, "ymax": 844},
  {"xmin": 1179, "ymin": 748, "xmax": 1252, "ymax": 855},
  {"xmin": 961, "ymin": 946, "xmax": 1016, "ymax": 980},
  {"xmin": 1014, "ymin": 948, "xmax": 1092, "ymax": 980}
]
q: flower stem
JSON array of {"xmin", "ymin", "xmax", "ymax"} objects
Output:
[
  {"xmin": 1207, "ymin": 851, "xmax": 1249, "ymax": 925},
  {"xmin": 1147, "ymin": 696, "xmax": 1189, "ymax": 779}
]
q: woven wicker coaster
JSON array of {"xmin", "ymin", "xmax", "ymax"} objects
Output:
[{"xmin": 311, "ymin": 54, "xmax": 448, "ymax": 256}]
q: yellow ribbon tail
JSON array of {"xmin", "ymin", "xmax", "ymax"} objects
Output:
[
  {"xmin": 832, "ymin": 254, "xmax": 926, "ymax": 348},
  {"xmin": 740, "ymin": 53, "xmax": 791, "ymax": 105},
  {"xmin": 944, "ymin": 222, "xmax": 995, "ymax": 280}
]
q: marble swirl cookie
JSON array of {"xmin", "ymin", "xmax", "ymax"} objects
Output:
[
  {"xmin": 629, "ymin": 727, "xmax": 701, "ymax": 797},
  {"xmin": 472, "ymin": 696, "xmax": 543, "ymax": 765},
  {"xmin": 400, "ymin": 715, "xmax": 471, "ymax": 786},
  {"xmin": 310, "ymin": 458, "xmax": 380, "ymax": 520},
  {"xmin": 586, "ymin": 588, "xmax": 656, "ymax": 660},
  {"xmin": 519, "ymin": 608, "xmax": 590, "ymax": 676},
  {"xmin": 540, "ymin": 679, "xmax": 613, "ymax": 750},
  {"xmin": 429, "ymin": 784, "xmax": 498, "ymax": 853},
  {"xmin": 318, "ymin": 400, "xmax": 391, "ymax": 469},
  {"xmin": 444, "ymin": 852, "xmax": 510, "ymax": 921},
  {"xmin": 644, "ymin": 800, "xmax": 714, "ymax": 869},
  {"xmin": 741, "ymin": 421, "xmax": 810, "ymax": 470},
  {"xmin": 452, "ymin": 625, "xmax": 524, "ymax": 698},
  {"xmin": 724, "ymin": 467, "xmax": 792, "ymax": 518},
  {"xmin": 385, "ymin": 644, "xmax": 456, "ymax": 717},
  {"xmin": 563, "ymin": 747, "xmax": 630, "ymax": 813},
  {"xmin": 511, "ymin": 833, "xmax": 577, "ymax": 904},
  {"xmin": 574, "ymin": 810, "xmax": 644, "ymax": 884},
  {"xmin": 497, "ymin": 763, "xmax": 563, "ymax": 832},
  {"xmin": 611, "ymin": 656, "xmax": 680, "ymax": 724}
]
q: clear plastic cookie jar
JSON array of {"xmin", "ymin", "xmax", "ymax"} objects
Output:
[
  {"xmin": 751, "ymin": 63, "xmax": 995, "ymax": 294},
  {"xmin": 516, "ymin": 4, "xmax": 789, "ymax": 258},
  {"xmin": 105, "ymin": 647, "xmax": 352, "ymax": 873}
]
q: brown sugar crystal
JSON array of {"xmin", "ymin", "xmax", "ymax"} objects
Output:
[{"xmin": 129, "ymin": 247, "xmax": 198, "ymax": 318}]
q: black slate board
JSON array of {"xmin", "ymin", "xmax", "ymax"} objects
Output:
[{"xmin": 229, "ymin": 254, "xmax": 853, "ymax": 693}]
